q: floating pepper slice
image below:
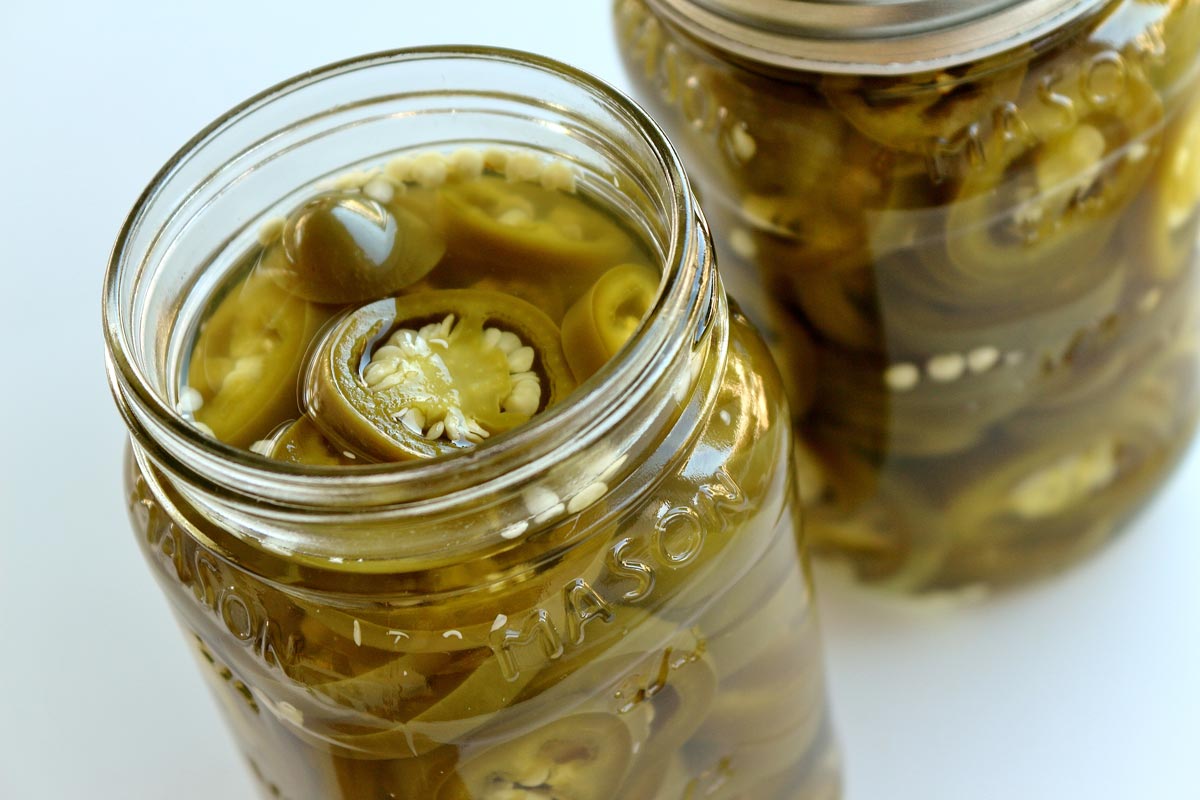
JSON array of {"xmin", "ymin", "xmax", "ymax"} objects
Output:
[
  {"xmin": 437, "ymin": 713, "xmax": 632, "ymax": 800},
  {"xmin": 268, "ymin": 416, "xmax": 361, "ymax": 466},
  {"xmin": 186, "ymin": 270, "xmax": 334, "ymax": 447},
  {"xmin": 305, "ymin": 289, "xmax": 575, "ymax": 461},
  {"xmin": 440, "ymin": 176, "xmax": 634, "ymax": 275},
  {"xmin": 261, "ymin": 188, "xmax": 445, "ymax": 304},
  {"xmin": 560, "ymin": 263, "xmax": 660, "ymax": 382}
]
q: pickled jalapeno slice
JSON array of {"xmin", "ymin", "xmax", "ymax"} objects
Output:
[
  {"xmin": 791, "ymin": 266, "xmax": 882, "ymax": 352},
  {"xmin": 467, "ymin": 275, "xmax": 567, "ymax": 325},
  {"xmin": 619, "ymin": 654, "xmax": 718, "ymax": 797},
  {"xmin": 700, "ymin": 638, "xmax": 823, "ymax": 747},
  {"xmin": 560, "ymin": 263, "xmax": 660, "ymax": 382},
  {"xmin": 741, "ymin": 192, "xmax": 876, "ymax": 276},
  {"xmin": 333, "ymin": 747, "xmax": 458, "ymax": 800},
  {"xmin": 186, "ymin": 270, "xmax": 334, "ymax": 447},
  {"xmin": 880, "ymin": 255, "xmax": 1125, "ymax": 361},
  {"xmin": 267, "ymin": 416, "xmax": 360, "ymax": 466},
  {"xmin": 922, "ymin": 366, "xmax": 1184, "ymax": 578},
  {"xmin": 822, "ymin": 56, "xmax": 1027, "ymax": 155},
  {"xmin": 1004, "ymin": 440, "xmax": 1125, "ymax": 521},
  {"xmin": 1147, "ymin": 98, "xmax": 1200, "ymax": 279},
  {"xmin": 933, "ymin": 50, "xmax": 1162, "ymax": 302},
  {"xmin": 442, "ymin": 177, "xmax": 633, "ymax": 274},
  {"xmin": 261, "ymin": 188, "xmax": 446, "ymax": 304},
  {"xmin": 808, "ymin": 370, "xmax": 990, "ymax": 457},
  {"xmin": 305, "ymin": 289, "xmax": 575, "ymax": 461},
  {"xmin": 1145, "ymin": 0, "xmax": 1200, "ymax": 95},
  {"xmin": 305, "ymin": 647, "xmax": 546, "ymax": 758},
  {"xmin": 942, "ymin": 395, "xmax": 1172, "ymax": 548},
  {"xmin": 702, "ymin": 66, "xmax": 848, "ymax": 193},
  {"xmin": 437, "ymin": 713, "xmax": 632, "ymax": 800}
]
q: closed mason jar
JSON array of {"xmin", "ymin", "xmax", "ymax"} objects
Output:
[
  {"xmin": 102, "ymin": 49, "xmax": 840, "ymax": 800},
  {"xmin": 615, "ymin": 0, "xmax": 1200, "ymax": 592}
]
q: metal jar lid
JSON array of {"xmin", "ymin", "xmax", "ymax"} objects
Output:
[{"xmin": 645, "ymin": 0, "xmax": 1110, "ymax": 74}]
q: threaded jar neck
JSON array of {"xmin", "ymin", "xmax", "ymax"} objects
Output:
[{"xmin": 642, "ymin": 0, "xmax": 1109, "ymax": 74}]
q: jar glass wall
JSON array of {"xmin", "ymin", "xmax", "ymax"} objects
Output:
[
  {"xmin": 616, "ymin": 0, "xmax": 1200, "ymax": 592},
  {"xmin": 103, "ymin": 49, "xmax": 840, "ymax": 799}
]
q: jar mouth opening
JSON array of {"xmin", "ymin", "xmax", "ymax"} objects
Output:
[{"xmin": 103, "ymin": 46, "xmax": 701, "ymax": 511}]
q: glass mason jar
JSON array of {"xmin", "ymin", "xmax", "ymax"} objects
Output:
[
  {"xmin": 615, "ymin": 0, "xmax": 1200, "ymax": 592},
  {"xmin": 102, "ymin": 49, "xmax": 840, "ymax": 800}
]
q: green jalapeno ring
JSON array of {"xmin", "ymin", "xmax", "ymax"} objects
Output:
[
  {"xmin": 305, "ymin": 289, "xmax": 576, "ymax": 462},
  {"xmin": 924, "ymin": 437, "xmax": 1169, "ymax": 589},
  {"xmin": 807, "ymin": 489, "xmax": 948, "ymax": 591},
  {"xmin": 682, "ymin": 706, "xmax": 832, "ymax": 800},
  {"xmin": 740, "ymin": 194, "xmax": 875, "ymax": 278},
  {"xmin": 880, "ymin": 254, "xmax": 1126, "ymax": 360},
  {"xmin": 822, "ymin": 54, "xmax": 1028, "ymax": 156},
  {"xmin": 187, "ymin": 269, "xmax": 336, "ymax": 448},
  {"xmin": 617, "ymin": 653, "xmax": 719, "ymax": 797},
  {"xmin": 262, "ymin": 187, "xmax": 447, "ymax": 305},
  {"xmin": 437, "ymin": 713, "xmax": 633, "ymax": 800},
  {"xmin": 931, "ymin": 371, "xmax": 1186, "ymax": 581},
  {"xmin": 806, "ymin": 344, "xmax": 1019, "ymax": 459},
  {"xmin": 1143, "ymin": 95, "xmax": 1200, "ymax": 281},
  {"xmin": 1144, "ymin": 0, "xmax": 1200, "ymax": 98},
  {"xmin": 440, "ymin": 176, "xmax": 635, "ymax": 276},
  {"xmin": 696, "ymin": 621, "xmax": 824, "ymax": 743},
  {"xmin": 267, "ymin": 416, "xmax": 361, "ymax": 466},
  {"xmin": 1002, "ymin": 265, "xmax": 1194, "ymax": 440},
  {"xmin": 924, "ymin": 47, "xmax": 1163, "ymax": 306},
  {"xmin": 790, "ymin": 267, "xmax": 883, "ymax": 353},
  {"xmin": 560, "ymin": 263, "xmax": 661, "ymax": 383}
]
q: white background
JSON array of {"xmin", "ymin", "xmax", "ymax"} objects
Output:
[{"xmin": 0, "ymin": 1, "xmax": 1197, "ymax": 798}]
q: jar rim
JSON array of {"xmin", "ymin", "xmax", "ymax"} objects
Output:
[
  {"xmin": 643, "ymin": 0, "xmax": 1109, "ymax": 75},
  {"xmin": 103, "ymin": 45, "xmax": 707, "ymax": 515}
]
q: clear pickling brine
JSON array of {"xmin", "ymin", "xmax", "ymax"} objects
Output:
[
  {"xmin": 104, "ymin": 50, "xmax": 840, "ymax": 799},
  {"xmin": 616, "ymin": 0, "xmax": 1200, "ymax": 592}
]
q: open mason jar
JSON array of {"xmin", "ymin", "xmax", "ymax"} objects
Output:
[
  {"xmin": 616, "ymin": 0, "xmax": 1200, "ymax": 592},
  {"xmin": 102, "ymin": 48, "xmax": 840, "ymax": 799}
]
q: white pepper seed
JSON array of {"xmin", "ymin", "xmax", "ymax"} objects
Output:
[
  {"xmin": 927, "ymin": 353, "xmax": 967, "ymax": 382},
  {"xmin": 256, "ymin": 216, "xmax": 286, "ymax": 246},
  {"xmin": 540, "ymin": 160, "xmax": 577, "ymax": 193},
  {"xmin": 967, "ymin": 346, "xmax": 1000, "ymax": 374},
  {"xmin": 567, "ymin": 482, "xmax": 608, "ymax": 514},
  {"xmin": 177, "ymin": 386, "xmax": 205, "ymax": 414},
  {"xmin": 363, "ymin": 177, "xmax": 395, "ymax": 204},
  {"xmin": 884, "ymin": 363, "xmax": 920, "ymax": 392},
  {"xmin": 451, "ymin": 148, "xmax": 485, "ymax": 180}
]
